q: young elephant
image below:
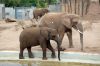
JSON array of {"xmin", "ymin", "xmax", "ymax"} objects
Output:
[
  {"xmin": 33, "ymin": 8, "xmax": 49, "ymax": 20},
  {"xmin": 19, "ymin": 27, "xmax": 61, "ymax": 60}
]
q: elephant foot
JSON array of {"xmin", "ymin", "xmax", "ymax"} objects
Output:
[
  {"xmin": 59, "ymin": 47, "xmax": 66, "ymax": 51},
  {"xmin": 29, "ymin": 54, "xmax": 34, "ymax": 58},
  {"xmin": 19, "ymin": 57, "xmax": 24, "ymax": 59},
  {"xmin": 42, "ymin": 57, "xmax": 47, "ymax": 60},
  {"xmin": 81, "ymin": 48, "xmax": 84, "ymax": 51},
  {"xmin": 19, "ymin": 54, "xmax": 24, "ymax": 59},
  {"xmin": 69, "ymin": 45, "xmax": 74, "ymax": 48},
  {"xmin": 51, "ymin": 53, "xmax": 56, "ymax": 58},
  {"xmin": 19, "ymin": 56, "xmax": 24, "ymax": 59}
]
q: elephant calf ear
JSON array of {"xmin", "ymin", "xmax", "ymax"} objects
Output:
[{"xmin": 40, "ymin": 28, "xmax": 50, "ymax": 40}]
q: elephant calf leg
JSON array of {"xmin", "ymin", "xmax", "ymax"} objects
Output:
[
  {"xmin": 42, "ymin": 48, "xmax": 47, "ymax": 60},
  {"xmin": 40, "ymin": 41, "xmax": 47, "ymax": 60},
  {"xmin": 19, "ymin": 48, "xmax": 25, "ymax": 59},
  {"xmin": 27, "ymin": 47, "xmax": 34, "ymax": 58},
  {"xmin": 47, "ymin": 41, "xmax": 56, "ymax": 58}
]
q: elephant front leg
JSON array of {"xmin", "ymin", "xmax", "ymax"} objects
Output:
[
  {"xmin": 27, "ymin": 47, "xmax": 34, "ymax": 58},
  {"xmin": 67, "ymin": 30, "xmax": 73, "ymax": 48},
  {"xmin": 42, "ymin": 48, "xmax": 47, "ymax": 60},
  {"xmin": 40, "ymin": 40, "xmax": 47, "ymax": 60},
  {"xmin": 19, "ymin": 48, "xmax": 25, "ymax": 59}
]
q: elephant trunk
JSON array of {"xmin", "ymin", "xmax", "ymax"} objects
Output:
[
  {"xmin": 77, "ymin": 23, "xmax": 83, "ymax": 51},
  {"xmin": 80, "ymin": 33, "xmax": 83, "ymax": 51},
  {"xmin": 78, "ymin": 23, "xmax": 83, "ymax": 51},
  {"xmin": 73, "ymin": 22, "xmax": 83, "ymax": 51}
]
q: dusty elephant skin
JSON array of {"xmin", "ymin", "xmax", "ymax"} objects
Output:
[
  {"xmin": 40, "ymin": 13, "xmax": 83, "ymax": 51},
  {"xmin": 33, "ymin": 8, "xmax": 49, "ymax": 20},
  {"xmin": 19, "ymin": 27, "xmax": 61, "ymax": 60}
]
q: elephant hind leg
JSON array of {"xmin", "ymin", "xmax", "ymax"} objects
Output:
[
  {"xmin": 47, "ymin": 40, "xmax": 56, "ymax": 58},
  {"xmin": 27, "ymin": 47, "xmax": 34, "ymax": 58},
  {"xmin": 19, "ymin": 47, "xmax": 25, "ymax": 59},
  {"xmin": 66, "ymin": 30, "xmax": 73, "ymax": 48},
  {"xmin": 59, "ymin": 33, "xmax": 66, "ymax": 51}
]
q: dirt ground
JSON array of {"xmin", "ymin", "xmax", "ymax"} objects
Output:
[{"xmin": 0, "ymin": 20, "xmax": 100, "ymax": 54}]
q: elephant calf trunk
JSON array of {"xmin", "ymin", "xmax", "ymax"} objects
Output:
[
  {"xmin": 56, "ymin": 37, "xmax": 61, "ymax": 61},
  {"xmin": 58, "ymin": 45, "xmax": 61, "ymax": 61}
]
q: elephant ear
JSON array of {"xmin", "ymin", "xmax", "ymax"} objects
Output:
[
  {"xmin": 72, "ymin": 17, "xmax": 79, "ymax": 26},
  {"xmin": 71, "ymin": 14, "xmax": 83, "ymax": 33},
  {"xmin": 40, "ymin": 27, "xmax": 51, "ymax": 40},
  {"xmin": 62, "ymin": 14, "xmax": 72, "ymax": 29}
]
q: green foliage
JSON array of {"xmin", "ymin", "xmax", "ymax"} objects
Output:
[
  {"xmin": 0, "ymin": 0, "xmax": 57, "ymax": 7},
  {"xmin": 4, "ymin": 0, "xmax": 21, "ymax": 7},
  {"xmin": 36, "ymin": 0, "xmax": 48, "ymax": 8}
]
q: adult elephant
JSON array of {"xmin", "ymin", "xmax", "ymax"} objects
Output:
[
  {"xmin": 39, "ymin": 13, "xmax": 83, "ymax": 51},
  {"xmin": 33, "ymin": 8, "xmax": 49, "ymax": 20}
]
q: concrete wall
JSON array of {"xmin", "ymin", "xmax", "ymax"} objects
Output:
[
  {"xmin": 0, "ymin": 4, "xmax": 61, "ymax": 20},
  {"xmin": 0, "ymin": 4, "xmax": 5, "ymax": 20},
  {"xmin": 15, "ymin": 7, "xmax": 35, "ymax": 20},
  {"xmin": 5, "ymin": 7, "xmax": 15, "ymax": 19}
]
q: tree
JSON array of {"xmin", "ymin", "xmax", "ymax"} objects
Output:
[
  {"xmin": 4, "ymin": 0, "xmax": 21, "ymax": 7},
  {"xmin": 0, "ymin": 0, "xmax": 57, "ymax": 7},
  {"xmin": 61, "ymin": 0, "xmax": 90, "ymax": 17}
]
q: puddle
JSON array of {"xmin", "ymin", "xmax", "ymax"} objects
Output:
[{"xmin": 0, "ymin": 51, "xmax": 100, "ymax": 66}]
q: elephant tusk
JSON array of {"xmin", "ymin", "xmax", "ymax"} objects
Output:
[
  {"xmin": 77, "ymin": 30, "xmax": 83, "ymax": 34},
  {"xmin": 51, "ymin": 22, "xmax": 53, "ymax": 23}
]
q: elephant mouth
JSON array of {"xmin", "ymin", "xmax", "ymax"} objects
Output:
[
  {"xmin": 77, "ymin": 30, "xmax": 83, "ymax": 34},
  {"xmin": 73, "ymin": 25, "xmax": 83, "ymax": 34}
]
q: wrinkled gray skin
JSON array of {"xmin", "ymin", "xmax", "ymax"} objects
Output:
[
  {"xmin": 33, "ymin": 8, "xmax": 49, "ymax": 20},
  {"xmin": 39, "ymin": 13, "xmax": 83, "ymax": 51},
  {"xmin": 19, "ymin": 27, "xmax": 61, "ymax": 60}
]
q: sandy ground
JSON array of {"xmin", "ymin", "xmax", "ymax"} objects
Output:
[{"xmin": 0, "ymin": 20, "xmax": 100, "ymax": 54}]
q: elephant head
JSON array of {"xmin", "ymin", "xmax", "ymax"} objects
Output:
[
  {"xmin": 63, "ymin": 14, "xmax": 83, "ymax": 50},
  {"xmin": 40, "ymin": 27, "xmax": 61, "ymax": 60},
  {"xmin": 33, "ymin": 8, "xmax": 49, "ymax": 20},
  {"xmin": 42, "ymin": 8, "xmax": 49, "ymax": 14}
]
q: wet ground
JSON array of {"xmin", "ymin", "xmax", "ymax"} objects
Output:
[{"xmin": 0, "ymin": 51, "xmax": 100, "ymax": 66}]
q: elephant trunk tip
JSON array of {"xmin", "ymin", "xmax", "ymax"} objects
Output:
[{"xmin": 58, "ymin": 57, "xmax": 61, "ymax": 61}]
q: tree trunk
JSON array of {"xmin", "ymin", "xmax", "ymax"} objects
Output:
[
  {"xmin": 67, "ymin": 0, "xmax": 70, "ymax": 13},
  {"xmin": 85, "ymin": 0, "xmax": 90, "ymax": 15},
  {"xmin": 74, "ymin": 0, "xmax": 77, "ymax": 14},
  {"xmin": 69, "ymin": 0, "xmax": 72, "ymax": 13},
  {"xmin": 81, "ymin": 0, "xmax": 84, "ymax": 16},
  {"xmin": 77, "ymin": 0, "xmax": 80, "ymax": 15}
]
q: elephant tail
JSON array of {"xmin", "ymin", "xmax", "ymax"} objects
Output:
[{"xmin": 20, "ymin": 25, "xmax": 24, "ymax": 29}]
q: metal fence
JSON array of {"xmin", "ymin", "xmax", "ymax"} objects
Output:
[
  {"xmin": 15, "ymin": 7, "xmax": 35, "ymax": 20},
  {"xmin": 0, "ymin": 4, "xmax": 5, "ymax": 20},
  {"xmin": 0, "ymin": 4, "xmax": 61, "ymax": 20},
  {"xmin": 5, "ymin": 7, "xmax": 15, "ymax": 19}
]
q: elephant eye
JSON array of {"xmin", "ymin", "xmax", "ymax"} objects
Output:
[{"xmin": 52, "ymin": 35, "xmax": 55, "ymax": 38}]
